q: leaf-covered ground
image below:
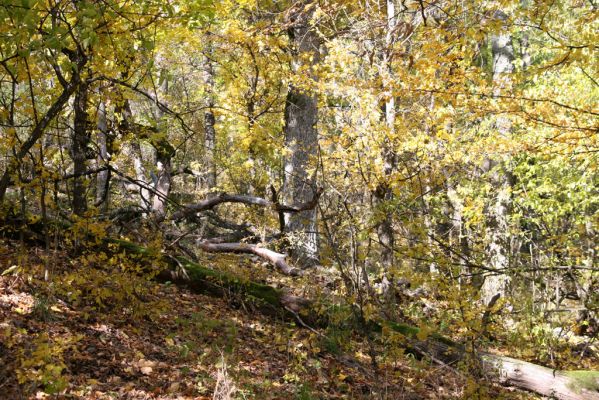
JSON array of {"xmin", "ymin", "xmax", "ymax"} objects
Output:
[{"xmin": 0, "ymin": 239, "xmax": 537, "ymax": 399}]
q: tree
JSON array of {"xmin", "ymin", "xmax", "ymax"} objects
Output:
[
  {"xmin": 281, "ymin": 0, "xmax": 321, "ymax": 267},
  {"xmin": 0, "ymin": 0, "xmax": 597, "ymax": 398},
  {"xmin": 480, "ymin": 10, "xmax": 516, "ymax": 306}
]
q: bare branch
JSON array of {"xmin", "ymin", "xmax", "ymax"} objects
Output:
[{"xmin": 172, "ymin": 188, "xmax": 323, "ymax": 221}]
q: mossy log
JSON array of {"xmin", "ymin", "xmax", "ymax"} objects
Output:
[
  {"xmin": 2, "ymin": 216, "xmax": 596, "ymax": 400},
  {"xmin": 481, "ymin": 355, "xmax": 599, "ymax": 400},
  {"xmin": 383, "ymin": 320, "xmax": 599, "ymax": 400},
  {"xmin": 107, "ymin": 238, "xmax": 310, "ymax": 315},
  {"xmin": 110, "ymin": 238, "xmax": 599, "ymax": 400}
]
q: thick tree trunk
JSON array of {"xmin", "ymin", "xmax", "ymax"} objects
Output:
[
  {"xmin": 481, "ymin": 354, "xmax": 599, "ymax": 400},
  {"xmin": 107, "ymin": 238, "xmax": 309, "ymax": 315},
  {"xmin": 151, "ymin": 153, "xmax": 171, "ymax": 221},
  {"xmin": 71, "ymin": 82, "xmax": 90, "ymax": 216},
  {"xmin": 481, "ymin": 12, "xmax": 515, "ymax": 305},
  {"xmin": 282, "ymin": 1, "xmax": 320, "ymax": 268},
  {"xmin": 130, "ymin": 139, "xmax": 152, "ymax": 212}
]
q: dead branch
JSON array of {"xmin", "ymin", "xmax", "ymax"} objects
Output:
[
  {"xmin": 196, "ymin": 241, "xmax": 302, "ymax": 276},
  {"xmin": 172, "ymin": 188, "xmax": 323, "ymax": 221}
]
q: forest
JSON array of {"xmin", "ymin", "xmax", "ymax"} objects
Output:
[{"xmin": 0, "ymin": 0, "xmax": 597, "ymax": 398}]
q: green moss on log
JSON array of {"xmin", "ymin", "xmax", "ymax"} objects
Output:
[
  {"xmin": 107, "ymin": 238, "xmax": 285, "ymax": 310},
  {"xmin": 176, "ymin": 256, "xmax": 283, "ymax": 308},
  {"xmin": 565, "ymin": 371, "xmax": 599, "ymax": 393}
]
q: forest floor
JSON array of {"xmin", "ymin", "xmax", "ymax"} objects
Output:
[{"xmin": 0, "ymin": 238, "xmax": 539, "ymax": 399}]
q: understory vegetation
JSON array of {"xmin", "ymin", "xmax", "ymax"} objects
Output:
[{"xmin": 0, "ymin": 0, "xmax": 597, "ymax": 399}]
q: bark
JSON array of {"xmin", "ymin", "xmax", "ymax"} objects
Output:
[
  {"xmin": 481, "ymin": 11, "xmax": 515, "ymax": 305},
  {"xmin": 150, "ymin": 69, "xmax": 172, "ymax": 221},
  {"xmin": 445, "ymin": 175, "xmax": 472, "ymax": 277},
  {"xmin": 130, "ymin": 139, "xmax": 152, "ymax": 212},
  {"xmin": 282, "ymin": 1, "xmax": 320, "ymax": 268},
  {"xmin": 481, "ymin": 355, "xmax": 599, "ymax": 400},
  {"xmin": 196, "ymin": 241, "xmax": 301, "ymax": 276},
  {"xmin": 118, "ymin": 100, "xmax": 153, "ymax": 212},
  {"xmin": 107, "ymin": 238, "xmax": 310, "ymax": 314},
  {"xmin": 95, "ymin": 100, "xmax": 111, "ymax": 210},
  {"xmin": 386, "ymin": 320, "xmax": 599, "ymax": 400},
  {"xmin": 71, "ymin": 81, "xmax": 90, "ymax": 216},
  {"xmin": 374, "ymin": 0, "xmax": 397, "ymax": 271},
  {"xmin": 117, "ymin": 97, "xmax": 175, "ymax": 219},
  {"xmin": 202, "ymin": 42, "xmax": 217, "ymax": 191},
  {"xmin": 151, "ymin": 150, "xmax": 171, "ymax": 221}
]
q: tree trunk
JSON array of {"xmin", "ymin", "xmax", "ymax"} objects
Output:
[
  {"xmin": 481, "ymin": 11, "xmax": 515, "ymax": 305},
  {"xmin": 117, "ymin": 99, "xmax": 153, "ymax": 212},
  {"xmin": 282, "ymin": 1, "xmax": 320, "ymax": 267},
  {"xmin": 445, "ymin": 175, "xmax": 471, "ymax": 278},
  {"xmin": 151, "ymin": 152, "xmax": 171, "ymax": 221},
  {"xmin": 71, "ymin": 81, "xmax": 90, "ymax": 216},
  {"xmin": 481, "ymin": 354, "xmax": 599, "ymax": 400},
  {"xmin": 202, "ymin": 42, "xmax": 217, "ymax": 192},
  {"xmin": 107, "ymin": 238, "xmax": 309, "ymax": 315},
  {"xmin": 150, "ymin": 69, "xmax": 172, "ymax": 221},
  {"xmin": 130, "ymin": 138, "xmax": 152, "ymax": 212},
  {"xmin": 374, "ymin": 0, "xmax": 398, "ymax": 273},
  {"xmin": 95, "ymin": 100, "xmax": 111, "ymax": 210}
]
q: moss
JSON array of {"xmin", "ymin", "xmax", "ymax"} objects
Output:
[
  {"xmin": 108, "ymin": 238, "xmax": 286, "ymax": 311},
  {"xmin": 179, "ymin": 257, "xmax": 282, "ymax": 307},
  {"xmin": 564, "ymin": 370, "xmax": 599, "ymax": 393}
]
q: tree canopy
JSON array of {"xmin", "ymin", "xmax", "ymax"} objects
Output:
[{"xmin": 0, "ymin": 0, "xmax": 597, "ymax": 398}]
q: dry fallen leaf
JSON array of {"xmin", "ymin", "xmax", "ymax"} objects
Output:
[
  {"xmin": 167, "ymin": 382, "xmax": 180, "ymax": 393},
  {"xmin": 140, "ymin": 366, "xmax": 153, "ymax": 375}
]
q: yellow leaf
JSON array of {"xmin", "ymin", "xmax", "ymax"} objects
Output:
[{"xmin": 416, "ymin": 324, "xmax": 430, "ymax": 341}]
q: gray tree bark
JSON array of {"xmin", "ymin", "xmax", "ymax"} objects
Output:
[
  {"xmin": 202, "ymin": 43, "xmax": 217, "ymax": 191},
  {"xmin": 95, "ymin": 100, "xmax": 111, "ymax": 210},
  {"xmin": 150, "ymin": 69, "xmax": 173, "ymax": 221},
  {"xmin": 119, "ymin": 100, "xmax": 152, "ymax": 213},
  {"xmin": 282, "ymin": 1, "xmax": 320, "ymax": 267},
  {"xmin": 374, "ymin": 0, "xmax": 398, "ymax": 273},
  {"xmin": 481, "ymin": 11, "xmax": 515, "ymax": 305}
]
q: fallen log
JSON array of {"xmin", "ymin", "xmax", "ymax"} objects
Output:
[
  {"xmin": 481, "ymin": 355, "xmax": 599, "ymax": 400},
  {"xmin": 1, "ymin": 216, "xmax": 597, "ymax": 400},
  {"xmin": 107, "ymin": 238, "xmax": 310, "ymax": 315},
  {"xmin": 107, "ymin": 238, "xmax": 599, "ymax": 400},
  {"xmin": 381, "ymin": 321, "xmax": 599, "ymax": 400},
  {"xmin": 196, "ymin": 241, "xmax": 301, "ymax": 276}
]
